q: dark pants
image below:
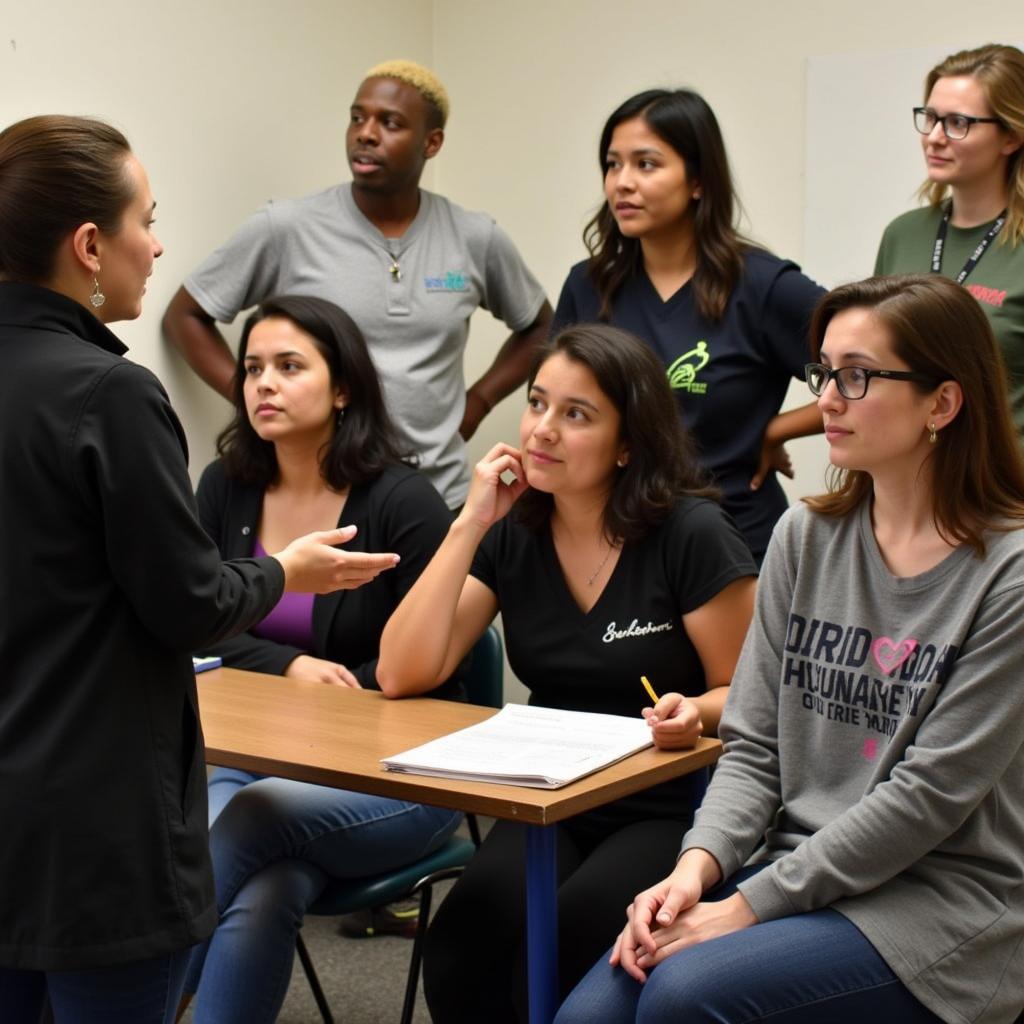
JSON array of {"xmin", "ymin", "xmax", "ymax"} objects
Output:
[
  {"xmin": 423, "ymin": 815, "xmax": 688, "ymax": 1024},
  {"xmin": 0, "ymin": 947, "xmax": 190, "ymax": 1024}
]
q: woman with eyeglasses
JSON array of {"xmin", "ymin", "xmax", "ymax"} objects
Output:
[
  {"xmin": 553, "ymin": 88, "xmax": 826, "ymax": 563},
  {"xmin": 555, "ymin": 273, "xmax": 1024, "ymax": 1024},
  {"xmin": 876, "ymin": 44, "xmax": 1024, "ymax": 438}
]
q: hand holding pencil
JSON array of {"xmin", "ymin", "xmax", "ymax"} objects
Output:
[{"xmin": 640, "ymin": 676, "xmax": 703, "ymax": 750}]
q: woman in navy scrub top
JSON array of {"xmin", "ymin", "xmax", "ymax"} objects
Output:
[{"xmin": 554, "ymin": 89, "xmax": 826, "ymax": 561}]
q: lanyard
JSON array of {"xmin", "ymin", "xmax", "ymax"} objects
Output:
[{"xmin": 931, "ymin": 201, "xmax": 1007, "ymax": 285}]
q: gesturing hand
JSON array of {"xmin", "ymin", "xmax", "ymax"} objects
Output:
[{"xmin": 274, "ymin": 525, "xmax": 399, "ymax": 594}]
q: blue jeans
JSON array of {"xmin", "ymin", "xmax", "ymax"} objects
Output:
[
  {"xmin": 0, "ymin": 948, "xmax": 190, "ymax": 1024},
  {"xmin": 185, "ymin": 768, "xmax": 461, "ymax": 1024},
  {"xmin": 554, "ymin": 866, "xmax": 942, "ymax": 1024},
  {"xmin": 206, "ymin": 765, "xmax": 261, "ymax": 825}
]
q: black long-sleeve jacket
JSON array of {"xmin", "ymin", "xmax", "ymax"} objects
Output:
[{"xmin": 0, "ymin": 283, "xmax": 283, "ymax": 969}]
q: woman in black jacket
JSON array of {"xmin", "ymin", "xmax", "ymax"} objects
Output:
[
  {"xmin": 0, "ymin": 115, "xmax": 395, "ymax": 1024},
  {"xmin": 180, "ymin": 295, "xmax": 462, "ymax": 1024}
]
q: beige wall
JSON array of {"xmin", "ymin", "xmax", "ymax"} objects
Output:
[
  {"xmin": 432, "ymin": 1, "xmax": 1024, "ymax": 500},
  {"xmin": 0, "ymin": 0, "xmax": 436, "ymax": 463},
  {"xmin": 4, "ymin": 3, "xmax": 1024, "ymax": 701},
  {"xmin": 4, "ymin": 0, "xmax": 1022, "ymax": 483}
]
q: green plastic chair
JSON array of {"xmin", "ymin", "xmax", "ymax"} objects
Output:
[{"xmin": 295, "ymin": 624, "xmax": 504, "ymax": 1024}]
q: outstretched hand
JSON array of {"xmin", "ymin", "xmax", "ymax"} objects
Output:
[{"xmin": 274, "ymin": 525, "xmax": 399, "ymax": 594}]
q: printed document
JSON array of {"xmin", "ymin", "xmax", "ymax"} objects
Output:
[{"xmin": 381, "ymin": 703, "xmax": 653, "ymax": 789}]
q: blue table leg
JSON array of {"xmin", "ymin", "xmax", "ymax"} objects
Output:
[{"xmin": 525, "ymin": 823, "xmax": 558, "ymax": 1024}]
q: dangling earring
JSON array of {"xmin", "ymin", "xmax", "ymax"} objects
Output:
[
  {"xmin": 336, "ymin": 407, "xmax": 346, "ymax": 427},
  {"xmin": 89, "ymin": 276, "xmax": 105, "ymax": 309},
  {"xmin": 928, "ymin": 422, "xmax": 938, "ymax": 444}
]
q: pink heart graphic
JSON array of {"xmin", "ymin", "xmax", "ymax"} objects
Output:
[
  {"xmin": 871, "ymin": 636, "xmax": 918, "ymax": 676},
  {"xmin": 863, "ymin": 738, "xmax": 878, "ymax": 760}
]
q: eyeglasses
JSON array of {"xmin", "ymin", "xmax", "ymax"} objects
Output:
[
  {"xmin": 804, "ymin": 363, "xmax": 940, "ymax": 400},
  {"xmin": 913, "ymin": 107, "xmax": 1004, "ymax": 140}
]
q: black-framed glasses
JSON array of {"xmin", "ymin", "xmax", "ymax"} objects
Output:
[
  {"xmin": 804, "ymin": 363, "xmax": 940, "ymax": 400},
  {"xmin": 913, "ymin": 106, "xmax": 1004, "ymax": 140}
]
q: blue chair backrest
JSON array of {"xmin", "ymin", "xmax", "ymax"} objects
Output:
[{"xmin": 464, "ymin": 624, "xmax": 504, "ymax": 709}]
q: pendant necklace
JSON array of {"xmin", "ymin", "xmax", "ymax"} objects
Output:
[{"xmin": 587, "ymin": 544, "xmax": 615, "ymax": 586}]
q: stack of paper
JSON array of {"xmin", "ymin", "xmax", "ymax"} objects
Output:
[{"xmin": 381, "ymin": 704, "xmax": 653, "ymax": 789}]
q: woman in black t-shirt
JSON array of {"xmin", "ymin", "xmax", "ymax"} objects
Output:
[
  {"xmin": 378, "ymin": 323, "xmax": 757, "ymax": 1023},
  {"xmin": 553, "ymin": 88, "xmax": 825, "ymax": 561}
]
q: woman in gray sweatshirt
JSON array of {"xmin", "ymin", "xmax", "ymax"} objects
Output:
[{"xmin": 556, "ymin": 273, "xmax": 1024, "ymax": 1024}]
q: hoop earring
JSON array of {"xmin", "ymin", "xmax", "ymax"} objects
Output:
[
  {"xmin": 89, "ymin": 277, "xmax": 106, "ymax": 309},
  {"xmin": 928, "ymin": 422, "xmax": 938, "ymax": 444}
]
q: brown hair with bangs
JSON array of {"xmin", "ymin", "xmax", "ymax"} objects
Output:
[
  {"xmin": 515, "ymin": 323, "xmax": 716, "ymax": 543},
  {"xmin": 804, "ymin": 274, "xmax": 1024, "ymax": 554}
]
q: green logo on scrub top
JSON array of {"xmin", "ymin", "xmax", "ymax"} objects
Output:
[{"xmin": 666, "ymin": 341, "xmax": 710, "ymax": 394}]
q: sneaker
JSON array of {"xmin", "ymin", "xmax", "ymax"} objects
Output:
[{"xmin": 338, "ymin": 899, "xmax": 420, "ymax": 939}]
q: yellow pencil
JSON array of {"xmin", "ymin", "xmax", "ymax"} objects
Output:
[{"xmin": 640, "ymin": 675, "xmax": 660, "ymax": 704}]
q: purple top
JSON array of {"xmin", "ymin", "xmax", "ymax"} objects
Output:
[{"xmin": 250, "ymin": 538, "xmax": 315, "ymax": 649}]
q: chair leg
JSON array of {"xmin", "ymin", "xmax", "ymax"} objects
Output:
[
  {"xmin": 295, "ymin": 930, "xmax": 335, "ymax": 1024},
  {"xmin": 467, "ymin": 812, "xmax": 483, "ymax": 847},
  {"xmin": 399, "ymin": 884, "xmax": 435, "ymax": 1024}
]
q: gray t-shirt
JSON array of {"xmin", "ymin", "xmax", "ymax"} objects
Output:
[
  {"xmin": 186, "ymin": 184, "xmax": 547, "ymax": 507},
  {"xmin": 685, "ymin": 502, "xmax": 1024, "ymax": 1023}
]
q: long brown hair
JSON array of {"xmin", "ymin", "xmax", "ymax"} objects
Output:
[
  {"xmin": 0, "ymin": 115, "xmax": 133, "ymax": 282},
  {"xmin": 917, "ymin": 44, "xmax": 1024, "ymax": 246},
  {"xmin": 804, "ymin": 274, "xmax": 1024, "ymax": 553},
  {"xmin": 217, "ymin": 295, "xmax": 409, "ymax": 490},
  {"xmin": 515, "ymin": 324, "xmax": 716, "ymax": 543},
  {"xmin": 583, "ymin": 89, "xmax": 747, "ymax": 322}
]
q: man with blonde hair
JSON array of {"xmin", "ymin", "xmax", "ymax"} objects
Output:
[{"xmin": 164, "ymin": 60, "xmax": 551, "ymax": 509}]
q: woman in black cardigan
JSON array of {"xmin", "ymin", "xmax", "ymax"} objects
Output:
[
  {"xmin": 181, "ymin": 295, "xmax": 461, "ymax": 1024},
  {"xmin": 0, "ymin": 118, "xmax": 393, "ymax": 1024}
]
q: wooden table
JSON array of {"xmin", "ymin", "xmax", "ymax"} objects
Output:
[{"xmin": 197, "ymin": 667, "xmax": 721, "ymax": 1022}]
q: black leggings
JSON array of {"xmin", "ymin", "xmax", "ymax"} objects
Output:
[{"xmin": 422, "ymin": 815, "xmax": 688, "ymax": 1024}]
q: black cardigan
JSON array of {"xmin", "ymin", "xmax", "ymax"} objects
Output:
[
  {"xmin": 0, "ymin": 283, "xmax": 284, "ymax": 970},
  {"xmin": 195, "ymin": 459, "xmax": 461, "ymax": 697}
]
